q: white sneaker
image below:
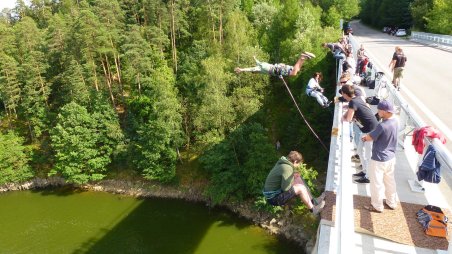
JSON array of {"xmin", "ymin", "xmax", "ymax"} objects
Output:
[
  {"xmin": 312, "ymin": 200, "xmax": 325, "ymax": 215},
  {"xmin": 301, "ymin": 51, "xmax": 316, "ymax": 59}
]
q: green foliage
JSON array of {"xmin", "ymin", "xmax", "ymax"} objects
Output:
[
  {"xmin": 0, "ymin": 0, "xmax": 339, "ymax": 208},
  {"xmin": 254, "ymin": 196, "xmax": 284, "ymax": 214},
  {"xmin": 127, "ymin": 66, "xmax": 183, "ymax": 182},
  {"xmin": 322, "ymin": 6, "xmax": 341, "ymax": 28},
  {"xmin": 425, "ymin": 0, "xmax": 452, "ymax": 34},
  {"xmin": 411, "ymin": 0, "xmax": 434, "ymax": 30},
  {"xmin": 200, "ymin": 123, "xmax": 278, "ymax": 204},
  {"xmin": 360, "ymin": 0, "xmax": 412, "ymax": 29},
  {"xmin": 0, "ymin": 131, "xmax": 33, "ymax": 184},
  {"xmin": 50, "ymin": 101, "xmax": 123, "ymax": 184}
]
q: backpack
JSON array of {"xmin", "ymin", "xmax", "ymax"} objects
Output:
[
  {"xmin": 367, "ymin": 78, "xmax": 376, "ymax": 89},
  {"xmin": 365, "ymin": 96, "xmax": 380, "ymax": 105},
  {"xmin": 417, "ymin": 145, "xmax": 441, "ymax": 184},
  {"xmin": 416, "ymin": 205, "xmax": 448, "ymax": 238}
]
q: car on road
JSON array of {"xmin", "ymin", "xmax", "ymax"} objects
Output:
[
  {"xmin": 343, "ymin": 22, "xmax": 353, "ymax": 35},
  {"xmin": 395, "ymin": 29, "xmax": 407, "ymax": 37}
]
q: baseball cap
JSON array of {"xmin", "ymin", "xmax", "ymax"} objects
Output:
[{"xmin": 377, "ymin": 100, "xmax": 395, "ymax": 113}]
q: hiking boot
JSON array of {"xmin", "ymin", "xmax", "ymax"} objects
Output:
[
  {"xmin": 353, "ymin": 176, "xmax": 370, "ymax": 184},
  {"xmin": 301, "ymin": 51, "xmax": 316, "ymax": 59},
  {"xmin": 312, "ymin": 200, "xmax": 325, "ymax": 215},
  {"xmin": 352, "ymin": 171, "xmax": 366, "ymax": 178},
  {"xmin": 312, "ymin": 192, "xmax": 326, "ymax": 206},
  {"xmin": 351, "ymin": 155, "xmax": 360, "ymax": 163}
]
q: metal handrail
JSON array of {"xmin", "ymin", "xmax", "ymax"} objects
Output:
[
  {"xmin": 411, "ymin": 32, "xmax": 452, "ymax": 46},
  {"xmin": 334, "ymin": 60, "xmax": 355, "ymax": 254},
  {"xmin": 348, "ymin": 34, "xmax": 452, "ymax": 172}
]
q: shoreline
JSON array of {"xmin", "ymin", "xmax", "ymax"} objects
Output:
[{"xmin": 0, "ymin": 177, "xmax": 316, "ymax": 253}]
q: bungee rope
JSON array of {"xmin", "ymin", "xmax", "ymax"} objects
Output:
[{"xmin": 279, "ymin": 75, "xmax": 329, "ymax": 152}]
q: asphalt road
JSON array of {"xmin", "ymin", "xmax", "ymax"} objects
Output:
[{"xmin": 350, "ymin": 21, "xmax": 452, "ymax": 152}]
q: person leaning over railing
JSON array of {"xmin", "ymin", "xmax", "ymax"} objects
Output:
[{"xmin": 341, "ymin": 84, "xmax": 379, "ymax": 184}]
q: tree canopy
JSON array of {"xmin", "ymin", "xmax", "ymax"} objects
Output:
[{"xmin": 0, "ymin": 0, "xmax": 344, "ymax": 205}]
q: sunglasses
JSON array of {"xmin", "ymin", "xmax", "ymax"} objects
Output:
[{"xmin": 340, "ymin": 80, "xmax": 348, "ymax": 84}]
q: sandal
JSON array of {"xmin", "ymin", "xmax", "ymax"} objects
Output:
[{"xmin": 363, "ymin": 205, "xmax": 383, "ymax": 213}]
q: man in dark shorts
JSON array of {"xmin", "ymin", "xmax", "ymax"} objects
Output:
[
  {"xmin": 263, "ymin": 151, "xmax": 325, "ymax": 215},
  {"xmin": 388, "ymin": 46, "xmax": 407, "ymax": 90}
]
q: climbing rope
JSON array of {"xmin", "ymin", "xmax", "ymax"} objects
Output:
[{"xmin": 279, "ymin": 75, "xmax": 329, "ymax": 152}]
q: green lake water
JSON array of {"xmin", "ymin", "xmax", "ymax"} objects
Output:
[{"xmin": 0, "ymin": 188, "xmax": 301, "ymax": 254}]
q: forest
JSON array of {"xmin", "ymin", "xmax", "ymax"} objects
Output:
[
  {"xmin": 0, "ymin": 0, "xmax": 360, "ymax": 207},
  {"xmin": 360, "ymin": 0, "xmax": 452, "ymax": 35}
]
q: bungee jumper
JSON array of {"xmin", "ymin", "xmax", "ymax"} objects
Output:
[{"xmin": 234, "ymin": 52, "xmax": 315, "ymax": 77}]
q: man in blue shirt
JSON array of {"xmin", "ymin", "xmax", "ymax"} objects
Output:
[{"xmin": 361, "ymin": 100, "xmax": 399, "ymax": 213}]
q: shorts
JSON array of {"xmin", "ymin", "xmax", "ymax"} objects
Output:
[
  {"xmin": 393, "ymin": 67, "xmax": 404, "ymax": 79},
  {"xmin": 269, "ymin": 64, "xmax": 293, "ymax": 77},
  {"xmin": 266, "ymin": 187, "xmax": 296, "ymax": 206}
]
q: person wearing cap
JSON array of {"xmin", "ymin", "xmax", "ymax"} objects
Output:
[
  {"xmin": 234, "ymin": 52, "xmax": 315, "ymax": 77},
  {"xmin": 361, "ymin": 100, "xmax": 399, "ymax": 213}
]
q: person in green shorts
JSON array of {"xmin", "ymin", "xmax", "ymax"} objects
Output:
[
  {"xmin": 234, "ymin": 52, "xmax": 315, "ymax": 77},
  {"xmin": 263, "ymin": 151, "xmax": 325, "ymax": 215},
  {"xmin": 388, "ymin": 46, "xmax": 407, "ymax": 91}
]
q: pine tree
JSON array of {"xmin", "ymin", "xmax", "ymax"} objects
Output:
[{"xmin": 14, "ymin": 17, "xmax": 50, "ymax": 140}]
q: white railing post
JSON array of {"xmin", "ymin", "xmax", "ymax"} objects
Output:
[{"xmin": 332, "ymin": 57, "xmax": 355, "ymax": 254}]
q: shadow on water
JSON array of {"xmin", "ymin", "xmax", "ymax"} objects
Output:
[{"xmin": 31, "ymin": 185, "xmax": 88, "ymax": 197}]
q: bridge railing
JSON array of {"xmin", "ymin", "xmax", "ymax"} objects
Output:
[
  {"xmin": 349, "ymin": 34, "xmax": 452, "ymax": 173},
  {"xmin": 317, "ymin": 59, "xmax": 355, "ymax": 254},
  {"xmin": 411, "ymin": 32, "xmax": 452, "ymax": 46},
  {"xmin": 316, "ymin": 34, "xmax": 452, "ymax": 254}
]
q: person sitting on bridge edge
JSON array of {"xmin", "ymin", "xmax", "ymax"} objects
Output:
[
  {"xmin": 306, "ymin": 72, "xmax": 331, "ymax": 108},
  {"xmin": 388, "ymin": 46, "xmax": 407, "ymax": 91},
  {"xmin": 263, "ymin": 151, "xmax": 325, "ymax": 215},
  {"xmin": 234, "ymin": 52, "xmax": 315, "ymax": 77}
]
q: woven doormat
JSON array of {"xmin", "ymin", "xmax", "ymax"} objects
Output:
[{"xmin": 320, "ymin": 191, "xmax": 451, "ymax": 250}]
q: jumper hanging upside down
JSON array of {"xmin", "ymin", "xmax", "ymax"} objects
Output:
[{"xmin": 234, "ymin": 52, "xmax": 315, "ymax": 77}]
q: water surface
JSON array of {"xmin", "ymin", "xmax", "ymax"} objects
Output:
[{"xmin": 0, "ymin": 188, "xmax": 301, "ymax": 254}]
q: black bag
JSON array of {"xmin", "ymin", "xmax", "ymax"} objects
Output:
[
  {"xmin": 366, "ymin": 77, "xmax": 375, "ymax": 89},
  {"xmin": 366, "ymin": 96, "xmax": 380, "ymax": 105}
]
